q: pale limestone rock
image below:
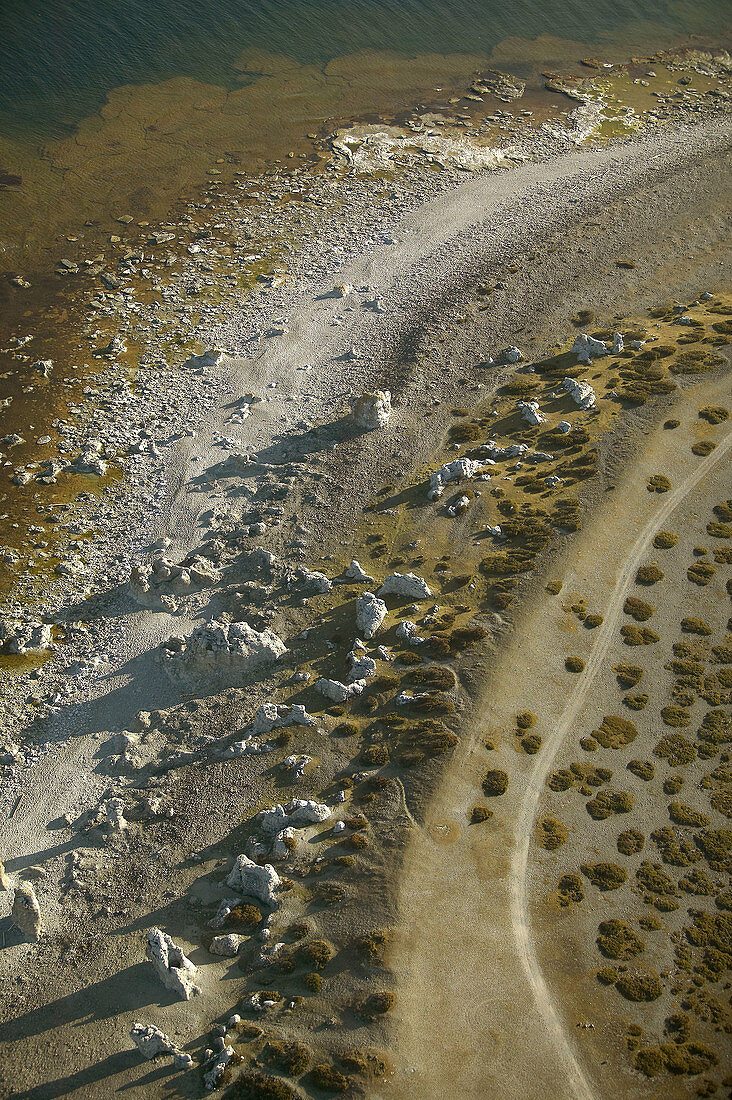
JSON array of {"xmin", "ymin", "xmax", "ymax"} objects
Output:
[
  {"xmin": 356, "ymin": 591, "xmax": 387, "ymax": 639},
  {"xmin": 561, "ymin": 376, "xmax": 597, "ymax": 409},
  {"xmin": 209, "ymin": 934, "xmax": 243, "ymax": 957},
  {"xmin": 378, "ymin": 572, "xmax": 431, "ymax": 600},
  {"xmin": 572, "ymin": 333, "xmax": 608, "ymax": 363},
  {"xmin": 316, "ymin": 677, "xmax": 366, "ymax": 703},
  {"xmin": 351, "ymin": 390, "xmax": 391, "ymax": 430},
  {"xmin": 226, "ymin": 854, "xmax": 280, "ymax": 904},
  {"xmin": 145, "ymin": 928, "xmax": 199, "ymax": 1000},
  {"xmin": 130, "ymin": 1023, "xmax": 193, "ymax": 1070}
]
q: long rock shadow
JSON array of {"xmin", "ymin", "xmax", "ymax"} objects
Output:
[
  {"xmin": 0, "ymin": 963, "xmax": 167, "ymax": 1044},
  {"xmin": 7, "ymin": 1050, "xmax": 144, "ymax": 1100}
]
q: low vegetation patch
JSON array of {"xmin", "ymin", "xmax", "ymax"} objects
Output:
[
  {"xmin": 470, "ymin": 805, "xmax": 494, "ymax": 824},
  {"xmin": 557, "ymin": 873, "xmax": 584, "ymax": 905},
  {"xmin": 654, "ymin": 733, "xmax": 697, "ymax": 766},
  {"xmin": 536, "ymin": 816, "xmax": 568, "ymax": 850},
  {"xmin": 623, "ymin": 596, "xmax": 654, "ymax": 621},
  {"xmin": 692, "ymin": 440, "xmax": 716, "ymax": 456},
  {"xmin": 687, "ymin": 562, "xmax": 715, "ymax": 585},
  {"xmin": 482, "ymin": 769, "xmax": 509, "ymax": 796},
  {"xmin": 597, "ymin": 919, "xmax": 645, "ymax": 959},
  {"xmin": 647, "ymin": 474, "xmax": 671, "ymax": 493},
  {"xmin": 669, "ymin": 802, "xmax": 709, "ymax": 828},
  {"xmin": 623, "ymin": 693, "xmax": 648, "ymax": 710},
  {"xmin": 653, "ymin": 529, "xmax": 678, "ymax": 549},
  {"xmin": 565, "ymin": 655, "xmax": 584, "ymax": 672},
  {"xmin": 581, "ymin": 862, "xmax": 627, "ymax": 890},
  {"xmin": 614, "ymin": 663, "xmax": 643, "ymax": 687},
  {"xmin": 355, "ymin": 991, "xmax": 396, "ymax": 1020},
  {"xmin": 699, "ymin": 405, "xmax": 729, "ymax": 424},
  {"xmin": 636, "ymin": 563, "xmax": 664, "ymax": 585},
  {"xmin": 681, "ymin": 617, "xmax": 712, "ymax": 635},
  {"xmin": 592, "ymin": 715, "xmax": 638, "ymax": 749},
  {"xmin": 621, "ymin": 625, "xmax": 659, "ymax": 646},
  {"xmin": 617, "ymin": 828, "xmax": 645, "ymax": 855},
  {"xmin": 586, "ymin": 789, "xmax": 634, "ymax": 819},
  {"xmin": 231, "ymin": 1074, "xmax": 300, "ymax": 1100},
  {"xmin": 627, "ymin": 759, "xmax": 654, "ymax": 781},
  {"xmin": 616, "ymin": 970, "xmax": 663, "ymax": 1002}
]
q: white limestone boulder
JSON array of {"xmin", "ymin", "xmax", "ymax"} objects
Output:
[
  {"xmin": 356, "ymin": 591, "xmax": 387, "ymax": 639},
  {"xmin": 378, "ymin": 572, "xmax": 431, "ymax": 600},
  {"xmin": 0, "ymin": 619, "xmax": 53, "ymax": 655},
  {"xmin": 572, "ymin": 333, "xmax": 608, "ymax": 363},
  {"xmin": 145, "ymin": 929, "xmax": 199, "ymax": 1000},
  {"xmin": 130, "ymin": 1023, "xmax": 193, "ymax": 1070},
  {"xmin": 351, "ymin": 390, "xmax": 392, "ymax": 430},
  {"xmin": 517, "ymin": 400, "xmax": 546, "ymax": 425},
  {"xmin": 12, "ymin": 883, "xmax": 42, "ymax": 940},
  {"xmin": 561, "ymin": 377, "xmax": 597, "ymax": 409},
  {"xmin": 162, "ymin": 620, "xmax": 286, "ymax": 679},
  {"xmin": 226, "ymin": 854, "xmax": 280, "ymax": 905}
]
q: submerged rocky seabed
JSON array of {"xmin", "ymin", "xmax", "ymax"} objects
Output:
[{"xmin": 0, "ymin": 42, "xmax": 731, "ymax": 1100}]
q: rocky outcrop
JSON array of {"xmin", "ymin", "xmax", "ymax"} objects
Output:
[
  {"xmin": 130, "ymin": 1023, "xmax": 193, "ymax": 1070},
  {"xmin": 429, "ymin": 457, "xmax": 486, "ymax": 500},
  {"xmin": 258, "ymin": 799, "xmax": 331, "ymax": 834},
  {"xmin": 572, "ymin": 333, "xmax": 608, "ymax": 363},
  {"xmin": 295, "ymin": 567, "xmax": 332, "ymax": 594},
  {"xmin": 316, "ymin": 677, "xmax": 366, "ymax": 702},
  {"xmin": 129, "ymin": 555, "xmax": 220, "ymax": 610},
  {"xmin": 378, "ymin": 572, "xmax": 431, "ymax": 600},
  {"xmin": 561, "ymin": 377, "xmax": 597, "ymax": 408},
  {"xmin": 203, "ymin": 1046, "xmax": 236, "ymax": 1091},
  {"xmin": 162, "ymin": 620, "xmax": 286, "ymax": 679},
  {"xmin": 356, "ymin": 591, "xmax": 387, "ymax": 639},
  {"xmin": 209, "ymin": 934, "xmax": 243, "ymax": 957},
  {"xmin": 351, "ymin": 390, "xmax": 392, "ymax": 429},
  {"xmin": 0, "ymin": 619, "xmax": 53, "ymax": 655},
  {"xmin": 145, "ymin": 929, "xmax": 199, "ymax": 1000},
  {"xmin": 226, "ymin": 854, "xmax": 280, "ymax": 905},
  {"xmin": 250, "ymin": 703, "xmax": 315, "ymax": 736},
  {"xmin": 517, "ymin": 400, "xmax": 546, "ymax": 425},
  {"xmin": 12, "ymin": 883, "xmax": 41, "ymax": 940}
]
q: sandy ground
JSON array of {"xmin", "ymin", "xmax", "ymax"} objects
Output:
[{"xmin": 0, "ymin": 111, "xmax": 731, "ymax": 1099}]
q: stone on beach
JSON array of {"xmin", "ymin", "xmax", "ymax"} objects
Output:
[
  {"xmin": 162, "ymin": 620, "xmax": 286, "ymax": 678},
  {"xmin": 517, "ymin": 400, "xmax": 546, "ymax": 425},
  {"xmin": 0, "ymin": 619, "xmax": 53, "ymax": 655},
  {"xmin": 356, "ymin": 591, "xmax": 387, "ymax": 638},
  {"xmin": 145, "ymin": 928, "xmax": 199, "ymax": 1000},
  {"xmin": 130, "ymin": 1023, "xmax": 193, "ymax": 1070},
  {"xmin": 12, "ymin": 883, "xmax": 42, "ymax": 940},
  {"xmin": 351, "ymin": 389, "xmax": 392, "ymax": 429},
  {"xmin": 378, "ymin": 572, "xmax": 432, "ymax": 600},
  {"xmin": 561, "ymin": 376, "xmax": 597, "ymax": 408},
  {"xmin": 316, "ymin": 676, "xmax": 367, "ymax": 702},
  {"xmin": 572, "ymin": 332, "xmax": 608, "ymax": 363},
  {"xmin": 226, "ymin": 853, "xmax": 281, "ymax": 905}
]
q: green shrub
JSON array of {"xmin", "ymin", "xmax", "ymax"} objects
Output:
[
  {"xmin": 688, "ymin": 562, "xmax": 715, "ymax": 585},
  {"xmin": 581, "ymin": 862, "xmax": 627, "ymax": 890},
  {"xmin": 617, "ymin": 828, "xmax": 645, "ymax": 855},
  {"xmin": 707, "ymin": 521, "xmax": 732, "ymax": 538},
  {"xmin": 516, "ymin": 711, "xmax": 537, "ymax": 730},
  {"xmin": 647, "ymin": 474, "xmax": 671, "ymax": 493},
  {"xmin": 627, "ymin": 759, "xmax": 654, "ymax": 781},
  {"xmin": 636, "ymin": 563, "xmax": 664, "ymax": 584},
  {"xmin": 596, "ymin": 919, "xmax": 645, "ymax": 958},
  {"xmin": 304, "ymin": 972, "xmax": 322, "ymax": 992},
  {"xmin": 634, "ymin": 1048, "xmax": 665, "ymax": 1077},
  {"xmin": 614, "ymin": 663, "xmax": 643, "ymax": 687},
  {"xmin": 654, "ymin": 733, "xmax": 696, "ymax": 766},
  {"xmin": 231, "ymin": 1074, "xmax": 299, "ymax": 1100},
  {"xmin": 299, "ymin": 940, "xmax": 333, "ymax": 970},
  {"xmin": 653, "ymin": 529, "xmax": 678, "ymax": 549},
  {"xmin": 663, "ymin": 774, "xmax": 684, "ymax": 795},
  {"xmin": 227, "ymin": 904, "xmax": 262, "ymax": 929},
  {"xmin": 361, "ymin": 744, "xmax": 389, "ymax": 766},
  {"xmin": 354, "ymin": 930, "xmax": 388, "ymax": 963},
  {"xmin": 699, "ymin": 405, "xmax": 729, "ymax": 423},
  {"xmin": 565, "ymin": 655, "xmax": 585, "ymax": 672},
  {"xmin": 483, "ymin": 769, "xmax": 509, "ymax": 796},
  {"xmin": 471, "ymin": 805, "xmax": 494, "ymax": 824},
  {"xmin": 692, "ymin": 439, "xmax": 717, "ymax": 456},
  {"xmin": 557, "ymin": 873, "xmax": 584, "ymax": 905},
  {"xmin": 592, "ymin": 715, "xmax": 638, "ymax": 749},
  {"xmin": 597, "ymin": 966, "xmax": 619, "ymax": 985},
  {"xmin": 661, "ymin": 705, "xmax": 691, "ymax": 727},
  {"xmin": 681, "ymin": 617, "xmax": 712, "ymax": 635},
  {"xmin": 263, "ymin": 1041, "xmax": 311, "ymax": 1076},
  {"xmin": 535, "ymin": 816, "xmax": 568, "ymax": 850},
  {"xmin": 621, "ymin": 625, "xmax": 659, "ymax": 645},
  {"xmin": 309, "ymin": 1064, "xmax": 350, "ymax": 1092},
  {"xmin": 407, "ymin": 665, "xmax": 456, "ymax": 690},
  {"xmin": 586, "ymin": 789, "xmax": 634, "ymax": 819},
  {"xmin": 450, "ymin": 625, "xmax": 488, "ymax": 650},
  {"xmin": 450, "ymin": 421, "xmax": 483, "ymax": 442},
  {"xmin": 522, "ymin": 734, "xmax": 542, "ymax": 754},
  {"xmin": 333, "ymin": 721, "xmax": 359, "ymax": 737},
  {"xmin": 616, "ymin": 970, "xmax": 663, "ymax": 1001},
  {"xmin": 623, "ymin": 596, "xmax": 654, "ymax": 621},
  {"xmin": 355, "ymin": 991, "xmax": 396, "ymax": 1019},
  {"xmin": 624, "ymin": 693, "xmax": 648, "ymax": 710}
]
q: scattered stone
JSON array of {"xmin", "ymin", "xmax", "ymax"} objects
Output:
[
  {"xmin": 378, "ymin": 572, "xmax": 431, "ymax": 600},
  {"xmin": 517, "ymin": 400, "xmax": 546, "ymax": 425},
  {"xmin": 494, "ymin": 346, "xmax": 523, "ymax": 364},
  {"xmin": 447, "ymin": 495, "xmax": 471, "ymax": 516},
  {"xmin": 572, "ymin": 333, "xmax": 608, "ymax": 363},
  {"xmin": 226, "ymin": 854, "xmax": 280, "ymax": 905},
  {"xmin": 209, "ymin": 934, "xmax": 243, "ymax": 957},
  {"xmin": 162, "ymin": 620, "xmax": 286, "ymax": 679},
  {"xmin": 145, "ymin": 928, "xmax": 199, "ymax": 1000},
  {"xmin": 396, "ymin": 620, "xmax": 425, "ymax": 644},
  {"xmin": 105, "ymin": 797, "xmax": 127, "ymax": 833},
  {"xmin": 12, "ymin": 883, "xmax": 41, "ymax": 940},
  {"xmin": 203, "ymin": 1045, "xmax": 236, "ymax": 1091},
  {"xmin": 356, "ymin": 591, "xmax": 387, "ymax": 638},
  {"xmin": 429, "ymin": 457, "xmax": 486, "ymax": 500},
  {"xmin": 561, "ymin": 376, "xmax": 597, "ymax": 408},
  {"xmin": 0, "ymin": 860, "xmax": 9, "ymax": 890},
  {"xmin": 351, "ymin": 390, "xmax": 392, "ymax": 429},
  {"xmin": 0, "ymin": 619, "xmax": 53, "ymax": 655},
  {"xmin": 250, "ymin": 703, "xmax": 315, "ymax": 735},
  {"xmin": 258, "ymin": 799, "xmax": 331, "ymax": 834},
  {"xmin": 344, "ymin": 559, "xmax": 374, "ymax": 583},
  {"xmin": 130, "ymin": 1023, "xmax": 193, "ymax": 1070},
  {"xmin": 316, "ymin": 676, "xmax": 366, "ymax": 702}
]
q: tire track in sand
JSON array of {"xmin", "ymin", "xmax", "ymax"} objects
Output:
[{"xmin": 508, "ymin": 426, "xmax": 732, "ymax": 1100}]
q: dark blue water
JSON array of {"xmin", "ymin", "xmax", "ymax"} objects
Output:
[{"xmin": 1, "ymin": 0, "xmax": 729, "ymax": 140}]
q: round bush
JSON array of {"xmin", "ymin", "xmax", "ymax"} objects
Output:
[
  {"xmin": 653, "ymin": 529, "xmax": 678, "ymax": 549},
  {"xmin": 616, "ymin": 970, "xmax": 663, "ymax": 1002},
  {"xmin": 597, "ymin": 919, "xmax": 645, "ymax": 959},
  {"xmin": 483, "ymin": 769, "xmax": 509, "ymax": 796},
  {"xmin": 617, "ymin": 829, "xmax": 645, "ymax": 855},
  {"xmin": 565, "ymin": 655, "xmax": 585, "ymax": 673}
]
